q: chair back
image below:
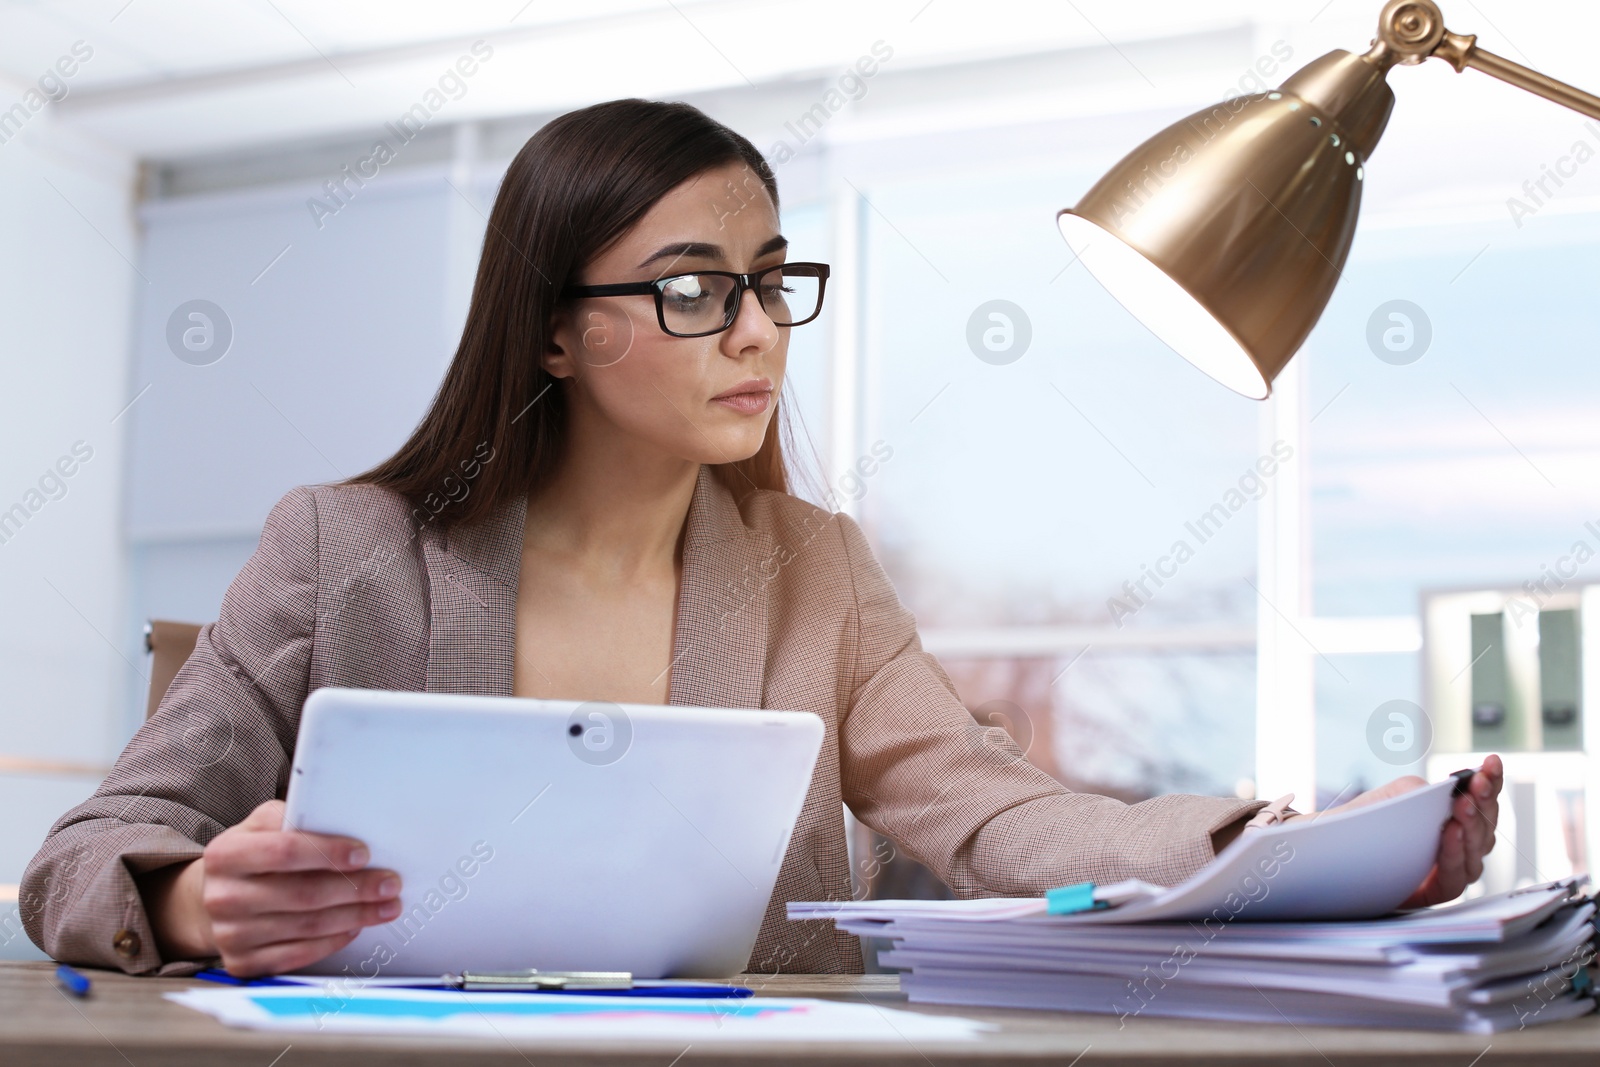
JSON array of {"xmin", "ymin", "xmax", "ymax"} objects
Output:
[{"xmin": 143, "ymin": 619, "xmax": 203, "ymax": 720}]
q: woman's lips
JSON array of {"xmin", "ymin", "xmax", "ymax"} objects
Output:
[
  {"xmin": 712, "ymin": 389, "xmax": 772, "ymax": 414},
  {"xmin": 711, "ymin": 376, "xmax": 773, "ymax": 414}
]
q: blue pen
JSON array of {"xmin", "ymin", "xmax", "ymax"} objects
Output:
[{"xmin": 55, "ymin": 964, "xmax": 92, "ymax": 997}]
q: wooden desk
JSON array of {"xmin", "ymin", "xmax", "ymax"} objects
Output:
[{"xmin": 2, "ymin": 960, "xmax": 1596, "ymax": 1066}]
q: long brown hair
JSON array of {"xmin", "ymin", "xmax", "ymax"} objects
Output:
[{"xmin": 342, "ymin": 98, "xmax": 804, "ymax": 531}]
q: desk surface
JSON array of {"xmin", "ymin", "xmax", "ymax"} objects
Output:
[{"xmin": 2, "ymin": 960, "xmax": 1596, "ymax": 1066}]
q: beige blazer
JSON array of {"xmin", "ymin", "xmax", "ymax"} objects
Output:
[{"xmin": 21, "ymin": 464, "xmax": 1262, "ymax": 976}]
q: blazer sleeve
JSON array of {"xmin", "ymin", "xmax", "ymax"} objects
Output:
[
  {"xmin": 19, "ymin": 486, "xmax": 320, "ymax": 975},
  {"xmin": 834, "ymin": 512, "xmax": 1264, "ymax": 894}
]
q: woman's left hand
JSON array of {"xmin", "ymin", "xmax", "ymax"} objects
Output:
[{"xmin": 1304, "ymin": 754, "xmax": 1503, "ymax": 908}]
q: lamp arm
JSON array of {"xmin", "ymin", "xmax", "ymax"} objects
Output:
[
  {"xmin": 1432, "ymin": 32, "xmax": 1600, "ymax": 121},
  {"xmin": 1370, "ymin": 0, "xmax": 1600, "ymax": 121}
]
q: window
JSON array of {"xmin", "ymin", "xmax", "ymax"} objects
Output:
[{"xmin": 837, "ymin": 162, "xmax": 1262, "ymax": 800}]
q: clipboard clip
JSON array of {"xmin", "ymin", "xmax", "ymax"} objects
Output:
[{"xmin": 448, "ymin": 969, "xmax": 634, "ymax": 991}]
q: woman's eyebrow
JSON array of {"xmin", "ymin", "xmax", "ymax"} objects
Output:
[{"xmin": 636, "ymin": 234, "xmax": 788, "ymax": 269}]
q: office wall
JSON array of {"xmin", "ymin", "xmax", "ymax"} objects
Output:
[
  {"xmin": 0, "ymin": 126, "xmax": 137, "ymax": 958},
  {"xmin": 123, "ymin": 167, "xmax": 474, "ymax": 736},
  {"xmin": 2, "ymin": 147, "xmax": 488, "ymax": 958}
]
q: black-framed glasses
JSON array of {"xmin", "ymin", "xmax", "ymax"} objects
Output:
[{"xmin": 561, "ymin": 262, "xmax": 830, "ymax": 339}]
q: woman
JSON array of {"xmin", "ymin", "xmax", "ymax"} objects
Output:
[{"xmin": 21, "ymin": 99, "xmax": 1502, "ymax": 979}]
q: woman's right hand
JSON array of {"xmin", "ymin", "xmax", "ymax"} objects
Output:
[{"xmin": 147, "ymin": 799, "xmax": 403, "ymax": 976}]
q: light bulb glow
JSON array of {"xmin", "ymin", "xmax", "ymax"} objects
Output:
[{"xmin": 1057, "ymin": 212, "xmax": 1269, "ymax": 399}]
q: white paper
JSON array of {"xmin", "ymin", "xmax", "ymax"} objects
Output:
[
  {"xmin": 165, "ymin": 987, "xmax": 993, "ymax": 1042},
  {"xmin": 794, "ymin": 775, "xmax": 1467, "ymax": 928}
]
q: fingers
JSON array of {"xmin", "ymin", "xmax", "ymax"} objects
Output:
[
  {"xmin": 204, "ymin": 866, "xmax": 401, "ymax": 920},
  {"xmin": 1470, "ymin": 755, "xmax": 1503, "ymax": 826},
  {"xmin": 1431, "ymin": 821, "xmax": 1468, "ymax": 905},
  {"xmin": 1364, "ymin": 775, "xmax": 1428, "ymax": 806},
  {"xmin": 1397, "ymin": 867, "xmax": 1440, "ymax": 911},
  {"xmin": 1452, "ymin": 793, "xmax": 1486, "ymax": 883},
  {"xmin": 1473, "ymin": 757, "xmax": 1502, "ymax": 855},
  {"xmin": 1453, "ymin": 756, "xmax": 1503, "ymax": 882},
  {"xmin": 208, "ymin": 826, "xmax": 374, "ymax": 878},
  {"xmin": 1399, "ymin": 758, "xmax": 1508, "ymax": 912},
  {"xmin": 1404, "ymin": 820, "xmax": 1470, "ymax": 910},
  {"xmin": 1443, "ymin": 821, "xmax": 1467, "ymax": 898},
  {"xmin": 223, "ymin": 929, "xmax": 364, "ymax": 979},
  {"xmin": 199, "ymin": 803, "xmax": 410, "ymax": 976},
  {"xmin": 1324, "ymin": 775, "xmax": 1428, "ymax": 816},
  {"xmin": 213, "ymin": 895, "xmax": 403, "ymax": 957},
  {"xmin": 1452, "ymin": 790, "xmax": 1494, "ymax": 879},
  {"xmin": 239, "ymin": 799, "xmax": 287, "ymax": 831},
  {"xmin": 1388, "ymin": 774, "xmax": 1428, "ymax": 795},
  {"xmin": 1479, "ymin": 753, "xmax": 1505, "ymax": 790},
  {"xmin": 200, "ymin": 844, "xmax": 403, "ymax": 977},
  {"xmin": 1478, "ymin": 792, "xmax": 1498, "ymax": 859}
]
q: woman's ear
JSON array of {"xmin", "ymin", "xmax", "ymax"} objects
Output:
[
  {"xmin": 546, "ymin": 301, "xmax": 639, "ymax": 376},
  {"xmin": 542, "ymin": 306, "xmax": 578, "ymax": 381}
]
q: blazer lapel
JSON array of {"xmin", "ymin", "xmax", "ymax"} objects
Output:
[
  {"xmin": 668, "ymin": 466, "xmax": 774, "ymax": 711},
  {"xmin": 422, "ymin": 494, "xmax": 525, "ymax": 696},
  {"xmin": 420, "ymin": 464, "xmax": 773, "ymax": 709}
]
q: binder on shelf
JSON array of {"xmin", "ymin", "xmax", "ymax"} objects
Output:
[
  {"xmin": 1539, "ymin": 608, "xmax": 1583, "ymax": 751},
  {"xmin": 1470, "ymin": 611, "xmax": 1513, "ymax": 752}
]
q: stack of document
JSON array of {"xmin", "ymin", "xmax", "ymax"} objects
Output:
[
  {"xmin": 791, "ymin": 879, "xmax": 1595, "ymax": 1032},
  {"xmin": 791, "ymin": 779, "xmax": 1596, "ymax": 1032}
]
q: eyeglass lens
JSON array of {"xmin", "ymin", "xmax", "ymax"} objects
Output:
[{"xmin": 659, "ymin": 265, "xmax": 822, "ymax": 335}]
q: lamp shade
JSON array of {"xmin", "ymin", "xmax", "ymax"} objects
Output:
[{"xmin": 1058, "ymin": 49, "xmax": 1398, "ymax": 398}]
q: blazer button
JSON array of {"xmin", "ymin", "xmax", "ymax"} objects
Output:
[{"xmin": 112, "ymin": 928, "xmax": 142, "ymax": 958}]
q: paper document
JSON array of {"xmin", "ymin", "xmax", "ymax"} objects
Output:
[
  {"xmin": 795, "ymin": 773, "xmax": 1464, "ymax": 927},
  {"xmin": 165, "ymin": 987, "xmax": 992, "ymax": 1042}
]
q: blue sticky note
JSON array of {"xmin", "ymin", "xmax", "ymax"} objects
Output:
[{"xmin": 1045, "ymin": 882, "xmax": 1106, "ymax": 915}]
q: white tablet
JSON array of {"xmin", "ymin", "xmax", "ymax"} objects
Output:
[{"xmin": 282, "ymin": 687, "xmax": 824, "ymax": 979}]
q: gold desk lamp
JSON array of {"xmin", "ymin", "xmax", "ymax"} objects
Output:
[{"xmin": 1058, "ymin": 0, "xmax": 1600, "ymax": 399}]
